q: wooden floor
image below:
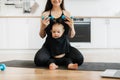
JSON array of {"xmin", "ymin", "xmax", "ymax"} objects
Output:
[
  {"xmin": 0, "ymin": 67, "xmax": 119, "ymax": 80},
  {"xmin": 0, "ymin": 51, "xmax": 120, "ymax": 80}
]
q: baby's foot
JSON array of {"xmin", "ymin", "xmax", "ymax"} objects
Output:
[
  {"xmin": 49, "ymin": 63, "xmax": 58, "ymax": 70},
  {"xmin": 68, "ymin": 63, "xmax": 78, "ymax": 70}
]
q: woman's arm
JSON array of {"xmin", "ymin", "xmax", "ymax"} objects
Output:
[
  {"xmin": 39, "ymin": 12, "xmax": 50, "ymax": 38},
  {"xmin": 39, "ymin": 22, "xmax": 46, "ymax": 38},
  {"xmin": 68, "ymin": 21, "xmax": 76, "ymax": 38},
  {"xmin": 64, "ymin": 10, "xmax": 76, "ymax": 38}
]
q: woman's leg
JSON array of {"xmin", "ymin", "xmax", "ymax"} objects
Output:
[
  {"xmin": 34, "ymin": 46, "xmax": 51, "ymax": 66},
  {"xmin": 66, "ymin": 46, "xmax": 84, "ymax": 66}
]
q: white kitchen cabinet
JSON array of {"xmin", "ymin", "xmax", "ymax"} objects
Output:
[
  {"xmin": 27, "ymin": 18, "xmax": 44, "ymax": 49},
  {"xmin": 7, "ymin": 18, "xmax": 44, "ymax": 49},
  {"xmin": 0, "ymin": 18, "xmax": 43, "ymax": 49},
  {"xmin": 90, "ymin": 18, "xmax": 107, "ymax": 48},
  {"xmin": 7, "ymin": 18, "xmax": 29, "ymax": 49},
  {"xmin": 0, "ymin": 18, "xmax": 8, "ymax": 49},
  {"xmin": 91, "ymin": 18, "xmax": 120, "ymax": 48},
  {"xmin": 107, "ymin": 19, "xmax": 120, "ymax": 48}
]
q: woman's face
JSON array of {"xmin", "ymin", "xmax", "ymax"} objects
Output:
[{"xmin": 51, "ymin": 0, "xmax": 62, "ymax": 7}]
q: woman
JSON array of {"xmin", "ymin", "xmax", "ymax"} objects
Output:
[{"xmin": 34, "ymin": 0, "xmax": 84, "ymax": 70}]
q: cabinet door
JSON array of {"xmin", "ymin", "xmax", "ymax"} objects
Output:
[
  {"xmin": 7, "ymin": 18, "xmax": 29, "ymax": 49},
  {"xmin": 0, "ymin": 18, "xmax": 44, "ymax": 49},
  {"xmin": 91, "ymin": 18, "xmax": 107, "ymax": 48},
  {"xmin": 107, "ymin": 19, "xmax": 120, "ymax": 48},
  {"xmin": 27, "ymin": 18, "xmax": 44, "ymax": 49},
  {"xmin": 7, "ymin": 18, "xmax": 43, "ymax": 49},
  {"xmin": 0, "ymin": 18, "xmax": 8, "ymax": 49}
]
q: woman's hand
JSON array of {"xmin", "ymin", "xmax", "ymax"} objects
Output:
[
  {"xmin": 40, "ymin": 16, "xmax": 50, "ymax": 38},
  {"xmin": 41, "ymin": 16, "xmax": 50, "ymax": 29},
  {"xmin": 64, "ymin": 16, "xmax": 74, "ymax": 29}
]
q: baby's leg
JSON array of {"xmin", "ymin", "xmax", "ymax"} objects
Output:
[
  {"xmin": 49, "ymin": 63, "xmax": 58, "ymax": 70},
  {"xmin": 68, "ymin": 63, "xmax": 78, "ymax": 70}
]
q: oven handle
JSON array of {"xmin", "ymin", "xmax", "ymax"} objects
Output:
[{"xmin": 74, "ymin": 22, "xmax": 90, "ymax": 25}]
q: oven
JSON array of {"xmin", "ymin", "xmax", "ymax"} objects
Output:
[{"xmin": 69, "ymin": 17, "xmax": 91, "ymax": 42}]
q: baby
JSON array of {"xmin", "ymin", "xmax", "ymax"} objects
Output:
[{"xmin": 49, "ymin": 23, "xmax": 78, "ymax": 70}]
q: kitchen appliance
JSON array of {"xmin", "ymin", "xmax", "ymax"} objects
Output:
[
  {"xmin": 69, "ymin": 17, "xmax": 91, "ymax": 48},
  {"xmin": 101, "ymin": 69, "xmax": 120, "ymax": 78}
]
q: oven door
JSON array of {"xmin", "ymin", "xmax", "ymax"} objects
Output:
[{"xmin": 69, "ymin": 22, "xmax": 91, "ymax": 42}]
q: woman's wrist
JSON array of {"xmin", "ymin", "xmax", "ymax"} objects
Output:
[
  {"xmin": 41, "ymin": 24, "xmax": 47, "ymax": 30},
  {"xmin": 41, "ymin": 27, "xmax": 45, "ymax": 31},
  {"xmin": 69, "ymin": 27, "xmax": 75, "ymax": 38},
  {"xmin": 70, "ymin": 25, "xmax": 75, "ymax": 32},
  {"xmin": 40, "ymin": 26, "xmax": 46, "ymax": 38}
]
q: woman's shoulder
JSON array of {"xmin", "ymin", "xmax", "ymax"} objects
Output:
[
  {"xmin": 41, "ymin": 11, "xmax": 50, "ymax": 17},
  {"xmin": 63, "ymin": 10, "xmax": 71, "ymax": 17}
]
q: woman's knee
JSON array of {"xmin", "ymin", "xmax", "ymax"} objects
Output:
[
  {"xmin": 69, "ymin": 46, "xmax": 84, "ymax": 65},
  {"xmin": 34, "ymin": 48, "xmax": 50, "ymax": 66},
  {"xmin": 76, "ymin": 50, "xmax": 84, "ymax": 65},
  {"xmin": 77, "ymin": 55, "xmax": 84, "ymax": 66}
]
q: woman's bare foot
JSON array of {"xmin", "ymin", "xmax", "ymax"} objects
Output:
[
  {"xmin": 49, "ymin": 63, "xmax": 58, "ymax": 70},
  {"xmin": 68, "ymin": 63, "xmax": 78, "ymax": 70}
]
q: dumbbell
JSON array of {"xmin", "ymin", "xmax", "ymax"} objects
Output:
[
  {"xmin": 61, "ymin": 15, "xmax": 74, "ymax": 20},
  {"xmin": 0, "ymin": 64, "xmax": 6, "ymax": 71},
  {"xmin": 41, "ymin": 15, "xmax": 73, "ymax": 20},
  {"xmin": 41, "ymin": 16, "xmax": 54, "ymax": 20}
]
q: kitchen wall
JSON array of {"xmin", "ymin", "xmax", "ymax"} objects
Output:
[
  {"xmin": 1, "ymin": 0, "xmax": 120, "ymax": 16},
  {"xmin": 65, "ymin": 0, "xmax": 120, "ymax": 17}
]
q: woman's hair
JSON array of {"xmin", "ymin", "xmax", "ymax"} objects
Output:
[{"xmin": 43, "ymin": 0, "xmax": 65, "ymax": 12}]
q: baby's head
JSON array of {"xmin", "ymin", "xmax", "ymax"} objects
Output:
[{"xmin": 51, "ymin": 23, "xmax": 65, "ymax": 39}]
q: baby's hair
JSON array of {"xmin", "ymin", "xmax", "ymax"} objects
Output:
[{"xmin": 52, "ymin": 23, "xmax": 64, "ymax": 29}]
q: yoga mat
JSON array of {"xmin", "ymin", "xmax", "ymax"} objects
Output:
[{"xmin": 1, "ymin": 60, "xmax": 120, "ymax": 71}]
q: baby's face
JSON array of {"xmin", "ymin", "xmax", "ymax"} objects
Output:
[{"xmin": 51, "ymin": 24, "xmax": 64, "ymax": 39}]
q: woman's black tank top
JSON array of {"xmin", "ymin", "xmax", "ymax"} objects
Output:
[{"xmin": 44, "ymin": 10, "xmax": 70, "ymax": 57}]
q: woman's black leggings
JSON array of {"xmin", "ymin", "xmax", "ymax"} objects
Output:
[{"xmin": 34, "ymin": 46, "xmax": 84, "ymax": 67}]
